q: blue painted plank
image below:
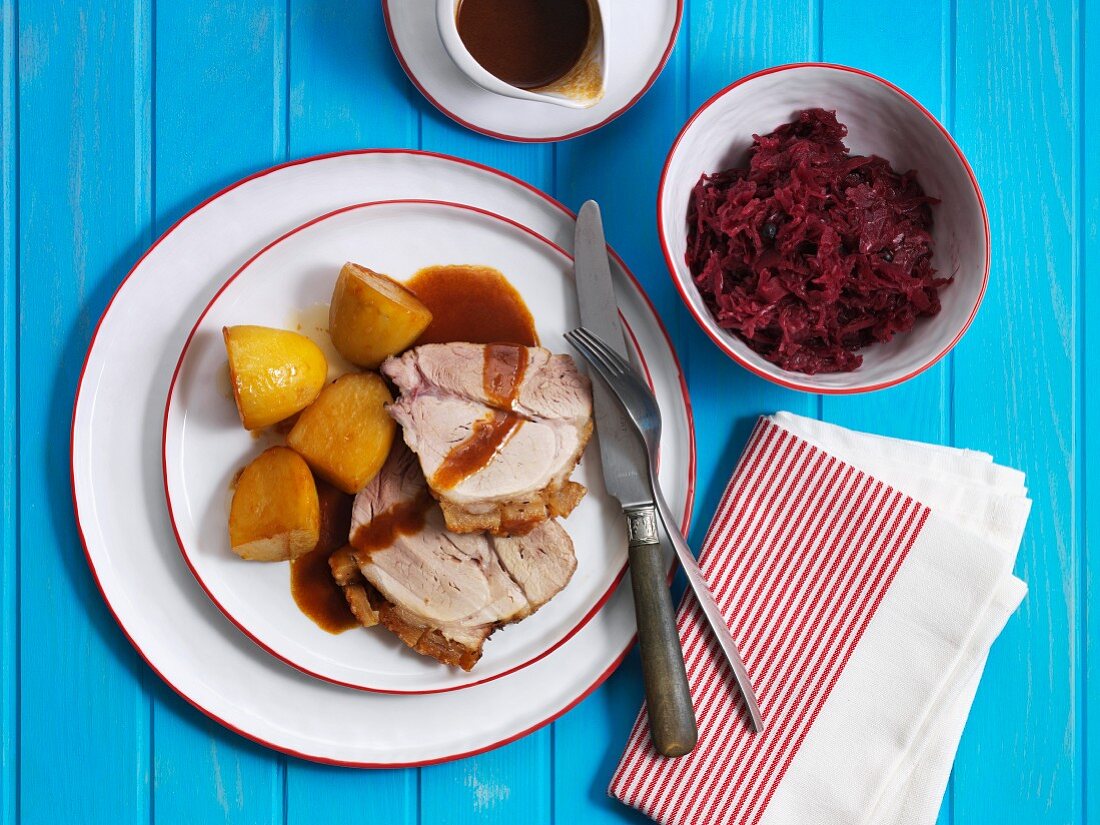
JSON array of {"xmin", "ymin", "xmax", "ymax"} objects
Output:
[
  {"xmin": 153, "ymin": 0, "xmax": 288, "ymax": 229},
  {"xmin": 1083, "ymin": 1, "xmax": 1097, "ymax": 820},
  {"xmin": 287, "ymin": 0, "xmax": 417, "ymax": 156},
  {"xmin": 817, "ymin": 3, "xmax": 953, "ymax": 822},
  {"xmin": 420, "ymin": 107, "xmax": 554, "ymax": 186},
  {"xmin": 283, "ymin": 1, "xmax": 418, "ymax": 820},
  {"xmin": 419, "ymin": 737, "xmax": 551, "ymax": 825},
  {"xmin": 549, "ymin": 31, "xmax": 687, "ymax": 825},
  {"xmin": 150, "ymin": 2, "xmax": 287, "ymax": 821},
  {"xmin": 16, "ymin": 1, "xmax": 152, "ymax": 821},
  {"xmin": 2, "ymin": 1, "xmax": 18, "ymax": 821},
  {"xmin": 552, "ymin": 651, "xmax": 652, "ymax": 825},
  {"xmin": 951, "ymin": 0, "xmax": 1080, "ymax": 822},
  {"xmin": 286, "ymin": 763, "xmax": 416, "ymax": 825}
]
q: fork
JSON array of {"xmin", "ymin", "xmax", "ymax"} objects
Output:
[{"xmin": 565, "ymin": 326, "xmax": 764, "ymax": 733}]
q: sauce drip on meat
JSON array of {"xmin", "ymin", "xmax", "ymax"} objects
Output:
[
  {"xmin": 456, "ymin": 0, "xmax": 592, "ymax": 90},
  {"xmin": 407, "ymin": 265, "xmax": 538, "ymax": 347},
  {"xmin": 350, "ymin": 491, "xmax": 433, "ymax": 556},
  {"xmin": 430, "ymin": 410, "xmax": 524, "ymax": 491},
  {"xmin": 483, "ymin": 343, "xmax": 529, "ymax": 408},
  {"xmin": 290, "ymin": 481, "xmax": 358, "ymax": 634}
]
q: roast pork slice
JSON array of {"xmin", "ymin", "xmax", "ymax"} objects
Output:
[
  {"xmin": 382, "ymin": 343, "xmax": 593, "ymax": 536},
  {"xmin": 340, "ymin": 442, "xmax": 577, "ymax": 671}
]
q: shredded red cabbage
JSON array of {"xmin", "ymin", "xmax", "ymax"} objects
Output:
[{"xmin": 686, "ymin": 108, "xmax": 947, "ymax": 374}]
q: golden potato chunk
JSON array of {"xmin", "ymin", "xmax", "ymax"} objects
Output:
[
  {"xmin": 328, "ymin": 263, "xmax": 433, "ymax": 368},
  {"xmin": 229, "ymin": 447, "xmax": 320, "ymax": 561},
  {"xmin": 287, "ymin": 372, "xmax": 396, "ymax": 494},
  {"xmin": 224, "ymin": 325, "xmax": 327, "ymax": 430}
]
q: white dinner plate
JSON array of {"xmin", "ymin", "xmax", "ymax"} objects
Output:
[
  {"xmin": 73, "ymin": 150, "xmax": 695, "ymax": 766},
  {"xmin": 383, "ymin": 0, "xmax": 682, "ymax": 142},
  {"xmin": 164, "ymin": 199, "xmax": 687, "ymax": 694}
]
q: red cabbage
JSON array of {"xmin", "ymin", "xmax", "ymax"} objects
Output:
[{"xmin": 686, "ymin": 108, "xmax": 947, "ymax": 375}]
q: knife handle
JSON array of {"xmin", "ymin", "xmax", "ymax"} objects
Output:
[{"xmin": 625, "ymin": 506, "xmax": 697, "ymax": 758}]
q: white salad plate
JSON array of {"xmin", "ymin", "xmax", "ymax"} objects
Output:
[
  {"xmin": 383, "ymin": 0, "xmax": 682, "ymax": 142},
  {"xmin": 72, "ymin": 150, "xmax": 695, "ymax": 766},
  {"xmin": 164, "ymin": 198, "xmax": 686, "ymax": 695}
]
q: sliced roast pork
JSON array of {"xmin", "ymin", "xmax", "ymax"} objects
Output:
[
  {"xmin": 381, "ymin": 343, "xmax": 593, "ymax": 536},
  {"xmin": 334, "ymin": 441, "xmax": 577, "ymax": 670}
]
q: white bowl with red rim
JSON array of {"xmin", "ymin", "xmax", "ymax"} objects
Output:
[{"xmin": 658, "ymin": 63, "xmax": 990, "ymax": 394}]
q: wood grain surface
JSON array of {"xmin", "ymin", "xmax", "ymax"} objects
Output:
[{"xmin": 1, "ymin": 0, "xmax": 1085, "ymax": 822}]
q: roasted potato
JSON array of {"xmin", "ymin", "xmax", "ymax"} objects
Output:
[
  {"xmin": 287, "ymin": 372, "xmax": 396, "ymax": 494},
  {"xmin": 224, "ymin": 325, "xmax": 327, "ymax": 430},
  {"xmin": 328, "ymin": 263, "xmax": 433, "ymax": 368},
  {"xmin": 229, "ymin": 447, "xmax": 320, "ymax": 561}
]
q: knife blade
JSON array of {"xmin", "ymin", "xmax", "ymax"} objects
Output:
[
  {"xmin": 573, "ymin": 201, "xmax": 652, "ymax": 508},
  {"xmin": 574, "ymin": 200, "xmax": 697, "ymax": 757}
]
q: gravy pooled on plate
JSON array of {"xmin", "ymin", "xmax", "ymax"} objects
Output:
[
  {"xmin": 408, "ymin": 264, "xmax": 538, "ymax": 347},
  {"xmin": 290, "ymin": 480, "xmax": 358, "ymax": 633}
]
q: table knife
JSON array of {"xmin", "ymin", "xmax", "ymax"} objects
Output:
[{"xmin": 573, "ymin": 200, "xmax": 697, "ymax": 757}]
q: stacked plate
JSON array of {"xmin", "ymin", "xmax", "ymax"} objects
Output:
[{"xmin": 72, "ymin": 151, "xmax": 695, "ymax": 765}]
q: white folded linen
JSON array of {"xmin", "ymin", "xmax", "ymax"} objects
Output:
[{"xmin": 610, "ymin": 412, "xmax": 1029, "ymax": 825}]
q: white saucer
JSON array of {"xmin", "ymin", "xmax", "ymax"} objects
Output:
[
  {"xmin": 383, "ymin": 0, "xmax": 682, "ymax": 142},
  {"xmin": 163, "ymin": 199, "xmax": 692, "ymax": 695},
  {"xmin": 72, "ymin": 151, "xmax": 695, "ymax": 766}
]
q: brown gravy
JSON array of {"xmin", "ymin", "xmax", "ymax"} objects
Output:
[
  {"xmin": 456, "ymin": 0, "xmax": 592, "ymax": 90},
  {"xmin": 290, "ymin": 481, "xmax": 358, "ymax": 634},
  {"xmin": 408, "ymin": 265, "xmax": 538, "ymax": 348},
  {"xmin": 350, "ymin": 492, "xmax": 433, "ymax": 556}
]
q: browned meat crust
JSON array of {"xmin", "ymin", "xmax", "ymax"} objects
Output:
[
  {"xmin": 439, "ymin": 478, "xmax": 588, "ymax": 536},
  {"xmin": 333, "ymin": 561, "xmax": 495, "ymax": 671},
  {"xmin": 329, "ymin": 545, "xmax": 379, "ymax": 627},
  {"xmin": 375, "ymin": 601, "xmax": 491, "ymax": 672}
]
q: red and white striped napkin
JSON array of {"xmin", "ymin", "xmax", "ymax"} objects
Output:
[{"xmin": 610, "ymin": 412, "xmax": 1029, "ymax": 825}]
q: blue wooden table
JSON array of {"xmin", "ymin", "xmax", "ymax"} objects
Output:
[{"xmin": 1, "ymin": 1, "xmax": 1087, "ymax": 822}]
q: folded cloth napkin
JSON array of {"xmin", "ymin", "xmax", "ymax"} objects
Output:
[{"xmin": 610, "ymin": 412, "xmax": 1029, "ymax": 825}]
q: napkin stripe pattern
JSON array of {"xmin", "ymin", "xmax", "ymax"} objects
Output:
[{"xmin": 610, "ymin": 419, "xmax": 930, "ymax": 825}]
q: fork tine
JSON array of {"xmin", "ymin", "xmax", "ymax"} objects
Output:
[
  {"xmin": 565, "ymin": 330, "xmax": 613, "ymax": 379},
  {"xmin": 566, "ymin": 329, "xmax": 620, "ymax": 379},
  {"xmin": 572, "ymin": 327, "xmax": 663, "ymax": 427},
  {"xmin": 568, "ymin": 327, "xmax": 664, "ymax": 454},
  {"xmin": 576, "ymin": 328, "xmax": 629, "ymax": 376},
  {"xmin": 571, "ymin": 328, "xmax": 624, "ymax": 377}
]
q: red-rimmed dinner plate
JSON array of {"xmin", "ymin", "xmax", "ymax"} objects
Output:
[
  {"xmin": 72, "ymin": 150, "xmax": 695, "ymax": 766},
  {"xmin": 382, "ymin": 0, "xmax": 681, "ymax": 142},
  {"xmin": 163, "ymin": 198, "xmax": 691, "ymax": 695}
]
